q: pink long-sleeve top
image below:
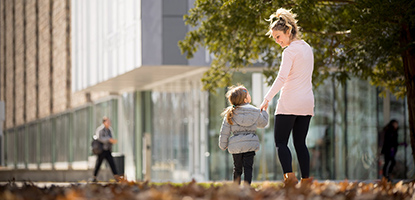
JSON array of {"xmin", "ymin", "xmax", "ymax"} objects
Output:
[{"xmin": 264, "ymin": 40, "xmax": 314, "ymax": 116}]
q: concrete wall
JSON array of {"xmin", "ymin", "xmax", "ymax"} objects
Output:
[
  {"xmin": 52, "ymin": 0, "xmax": 71, "ymax": 114},
  {"xmin": 5, "ymin": 0, "xmax": 14, "ymax": 129},
  {"xmin": 25, "ymin": 0, "xmax": 37, "ymax": 123},
  {"xmin": 38, "ymin": 0, "xmax": 52, "ymax": 119},
  {"xmin": 14, "ymin": 0, "xmax": 24, "ymax": 126},
  {"xmin": 0, "ymin": 1, "xmax": 4, "ymax": 103},
  {"xmin": 0, "ymin": 168, "xmax": 114, "ymax": 182}
]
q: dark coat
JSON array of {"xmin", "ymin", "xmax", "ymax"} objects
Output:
[{"xmin": 381, "ymin": 127, "xmax": 398, "ymax": 156}]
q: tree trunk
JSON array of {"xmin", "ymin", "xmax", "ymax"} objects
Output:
[
  {"xmin": 401, "ymin": 23, "xmax": 415, "ymax": 176},
  {"xmin": 407, "ymin": 61, "xmax": 415, "ymax": 178}
]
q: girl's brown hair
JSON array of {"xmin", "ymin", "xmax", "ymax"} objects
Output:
[
  {"xmin": 221, "ymin": 85, "xmax": 248, "ymax": 125},
  {"xmin": 266, "ymin": 8, "xmax": 301, "ymax": 40}
]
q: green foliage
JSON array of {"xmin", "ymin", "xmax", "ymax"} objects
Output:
[
  {"xmin": 179, "ymin": 0, "xmax": 279, "ymax": 92},
  {"xmin": 342, "ymin": 0, "xmax": 414, "ymax": 98},
  {"xmin": 179, "ymin": 0, "xmax": 415, "ymax": 97}
]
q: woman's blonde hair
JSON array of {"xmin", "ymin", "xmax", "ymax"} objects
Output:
[
  {"xmin": 221, "ymin": 85, "xmax": 248, "ymax": 125},
  {"xmin": 266, "ymin": 8, "xmax": 301, "ymax": 40}
]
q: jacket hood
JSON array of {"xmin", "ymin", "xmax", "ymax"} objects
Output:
[{"xmin": 232, "ymin": 104, "xmax": 261, "ymax": 126}]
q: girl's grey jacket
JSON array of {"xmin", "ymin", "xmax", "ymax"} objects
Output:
[{"xmin": 219, "ymin": 103, "xmax": 269, "ymax": 154}]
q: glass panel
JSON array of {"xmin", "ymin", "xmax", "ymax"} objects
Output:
[
  {"xmin": 27, "ymin": 123, "xmax": 38, "ymax": 165},
  {"xmin": 403, "ymin": 98, "xmax": 414, "ymax": 178},
  {"xmin": 16, "ymin": 126, "xmax": 26, "ymax": 168},
  {"xmin": 40, "ymin": 119, "xmax": 52, "ymax": 163},
  {"xmin": 73, "ymin": 107, "xmax": 90, "ymax": 161},
  {"xmin": 207, "ymin": 87, "xmax": 228, "ymax": 181},
  {"xmin": 119, "ymin": 92, "xmax": 136, "ymax": 179},
  {"xmin": 55, "ymin": 114, "xmax": 70, "ymax": 163},
  {"xmin": 333, "ymin": 79, "xmax": 346, "ymax": 179},
  {"xmin": 95, "ymin": 100, "xmax": 115, "ymax": 127},
  {"xmin": 346, "ymin": 77, "xmax": 377, "ymax": 179},
  {"xmin": 150, "ymin": 80, "xmax": 206, "ymax": 182},
  {"xmin": 308, "ymin": 78, "xmax": 335, "ymax": 179},
  {"xmin": 5, "ymin": 130, "xmax": 15, "ymax": 167}
]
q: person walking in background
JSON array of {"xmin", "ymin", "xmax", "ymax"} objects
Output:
[
  {"xmin": 219, "ymin": 85, "xmax": 269, "ymax": 185},
  {"xmin": 259, "ymin": 8, "xmax": 314, "ymax": 186},
  {"xmin": 93, "ymin": 116, "xmax": 120, "ymax": 182},
  {"xmin": 381, "ymin": 119, "xmax": 399, "ymax": 182}
]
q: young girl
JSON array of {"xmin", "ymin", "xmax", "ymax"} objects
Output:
[{"xmin": 219, "ymin": 85, "xmax": 269, "ymax": 185}]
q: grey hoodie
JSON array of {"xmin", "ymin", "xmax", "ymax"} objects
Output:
[{"xmin": 219, "ymin": 103, "xmax": 269, "ymax": 154}]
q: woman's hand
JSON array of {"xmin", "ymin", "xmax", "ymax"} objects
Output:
[{"xmin": 260, "ymin": 99, "xmax": 269, "ymax": 111}]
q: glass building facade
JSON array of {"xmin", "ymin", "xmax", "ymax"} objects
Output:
[
  {"xmin": 207, "ymin": 72, "xmax": 412, "ymax": 181},
  {"xmin": 150, "ymin": 79, "xmax": 208, "ymax": 182},
  {"xmin": 4, "ymin": 72, "xmax": 412, "ymax": 182}
]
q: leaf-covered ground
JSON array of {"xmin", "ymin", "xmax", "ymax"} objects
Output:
[{"xmin": 1, "ymin": 179, "xmax": 414, "ymax": 200}]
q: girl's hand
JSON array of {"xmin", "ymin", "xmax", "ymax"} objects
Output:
[{"xmin": 260, "ymin": 99, "xmax": 269, "ymax": 111}]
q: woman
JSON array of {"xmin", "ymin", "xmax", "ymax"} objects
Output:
[
  {"xmin": 259, "ymin": 8, "xmax": 314, "ymax": 186},
  {"xmin": 381, "ymin": 119, "xmax": 399, "ymax": 182}
]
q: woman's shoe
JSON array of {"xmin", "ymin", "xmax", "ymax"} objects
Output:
[
  {"xmin": 91, "ymin": 177, "xmax": 98, "ymax": 182},
  {"xmin": 382, "ymin": 176, "xmax": 391, "ymax": 182},
  {"xmin": 283, "ymin": 172, "xmax": 298, "ymax": 187},
  {"xmin": 299, "ymin": 177, "xmax": 313, "ymax": 187},
  {"xmin": 114, "ymin": 175, "xmax": 121, "ymax": 182}
]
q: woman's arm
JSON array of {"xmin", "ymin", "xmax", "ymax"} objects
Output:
[{"xmin": 263, "ymin": 49, "xmax": 295, "ymax": 102}]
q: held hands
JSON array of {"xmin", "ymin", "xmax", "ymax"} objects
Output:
[
  {"xmin": 109, "ymin": 138, "xmax": 118, "ymax": 144},
  {"xmin": 260, "ymin": 99, "xmax": 269, "ymax": 111}
]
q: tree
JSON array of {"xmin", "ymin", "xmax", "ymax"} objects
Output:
[{"xmin": 179, "ymin": 0, "xmax": 415, "ymax": 170}]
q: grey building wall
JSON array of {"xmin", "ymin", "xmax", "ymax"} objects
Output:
[
  {"xmin": 142, "ymin": 0, "xmax": 210, "ymax": 66},
  {"xmin": 141, "ymin": 0, "xmax": 163, "ymax": 65},
  {"xmin": 162, "ymin": 0, "xmax": 187, "ymax": 65},
  {"xmin": 186, "ymin": 0, "xmax": 211, "ymax": 66}
]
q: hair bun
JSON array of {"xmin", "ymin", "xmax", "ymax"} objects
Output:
[{"xmin": 266, "ymin": 8, "xmax": 301, "ymax": 40}]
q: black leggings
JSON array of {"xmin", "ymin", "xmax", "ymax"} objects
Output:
[
  {"xmin": 383, "ymin": 153, "xmax": 396, "ymax": 177},
  {"xmin": 274, "ymin": 114, "xmax": 311, "ymax": 178},
  {"xmin": 232, "ymin": 151, "xmax": 255, "ymax": 184},
  {"xmin": 94, "ymin": 150, "xmax": 118, "ymax": 176}
]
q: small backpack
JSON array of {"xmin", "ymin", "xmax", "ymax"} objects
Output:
[{"xmin": 91, "ymin": 137, "xmax": 103, "ymax": 155}]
